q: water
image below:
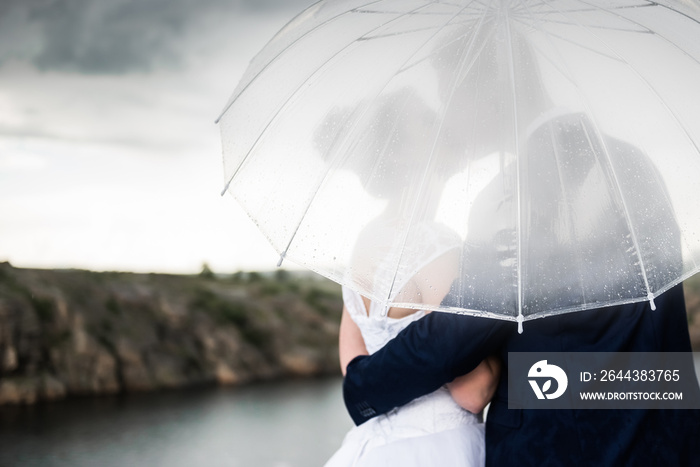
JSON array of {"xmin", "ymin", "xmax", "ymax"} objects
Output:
[
  {"xmin": 0, "ymin": 378, "xmax": 352, "ymax": 467},
  {"xmin": 1, "ymin": 357, "xmax": 699, "ymax": 467}
]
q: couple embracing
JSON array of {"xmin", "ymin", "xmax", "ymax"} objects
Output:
[{"xmin": 324, "ymin": 109, "xmax": 700, "ymax": 466}]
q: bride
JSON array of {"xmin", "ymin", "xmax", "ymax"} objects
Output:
[
  {"xmin": 323, "ymin": 90, "xmax": 500, "ymax": 467},
  {"xmin": 324, "ymin": 217, "xmax": 500, "ymax": 466}
]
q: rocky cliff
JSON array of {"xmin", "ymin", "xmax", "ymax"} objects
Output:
[
  {"xmin": 1, "ymin": 262, "xmax": 699, "ymax": 406},
  {"xmin": 0, "ymin": 263, "xmax": 342, "ymax": 405}
]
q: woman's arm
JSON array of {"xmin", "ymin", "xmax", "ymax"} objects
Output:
[
  {"xmin": 447, "ymin": 355, "xmax": 501, "ymax": 414},
  {"xmin": 339, "ymin": 306, "xmax": 369, "ymax": 376}
]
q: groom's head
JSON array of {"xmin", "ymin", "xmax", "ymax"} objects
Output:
[{"xmin": 454, "ymin": 112, "xmax": 678, "ymax": 318}]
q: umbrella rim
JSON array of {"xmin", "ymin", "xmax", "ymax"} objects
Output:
[{"xmin": 274, "ymin": 226, "xmax": 700, "ymax": 329}]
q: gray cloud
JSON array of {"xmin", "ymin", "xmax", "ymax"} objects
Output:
[{"xmin": 0, "ymin": 0, "xmax": 316, "ymax": 74}]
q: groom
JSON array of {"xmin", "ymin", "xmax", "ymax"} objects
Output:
[
  {"xmin": 342, "ymin": 114, "xmax": 700, "ymax": 465},
  {"xmin": 343, "ymin": 286, "xmax": 698, "ymax": 465}
]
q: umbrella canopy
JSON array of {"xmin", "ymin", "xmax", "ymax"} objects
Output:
[{"xmin": 217, "ymin": 0, "xmax": 700, "ymax": 327}]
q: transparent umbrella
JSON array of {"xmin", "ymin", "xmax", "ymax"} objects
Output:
[{"xmin": 217, "ymin": 0, "xmax": 700, "ymax": 330}]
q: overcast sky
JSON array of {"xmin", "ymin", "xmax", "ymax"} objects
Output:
[{"xmin": 0, "ymin": 0, "xmax": 317, "ymax": 273}]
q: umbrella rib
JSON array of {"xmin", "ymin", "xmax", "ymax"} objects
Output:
[
  {"xmin": 574, "ymin": 0, "xmax": 700, "ymax": 71},
  {"xmin": 431, "ymin": 0, "xmax": 490, "ymax": 16},
  {"xmin": 582, "ymin": 122, "xmax": 657, "ymax": 305},
  {"xmin": 354, "ymin": 7, "xmax": 477, "ymax": 17},
  {"xmin": 533, "ymin": 1, "xmax": 657, "ymax": 15},
  {"xmin": 548, "ymin": 121, "xmax": 589, "ymax": 307},
  {"xmin": 353, "ymin": 8, "xmax": 448, "ymax": 15},
  {"xmin": 454, "ymin": 44, "xmax": 485, "ymax": 312},
  {"xmin": 435, "ymin": 0, "xmax": 471, "ymax": 8},
  {"xmin": 275, "ymin": 1, "xmax": 481, "ymax": 270},
  {"xmin": 462, "ymin": 0, "xmax": 489, "ymax": 11},
  {"xmin": 655, "ymin": 1, "xmax": 700, "ymax": 29},
  {"xmin": 511, "ymin": 17, "xmax": 626, "ymax": 64},
  {"xmin": 359, "ymin": 23, "xmax": 460, "ymax": 41},
  {"xmin": 506, "ymin": 2, "xmax": 525, "ymax": 333},
  {"xmin": 518, "ymin": 28, "xmax": 619, "ymax": 87},
  {"xmin": 215, "ymin": 0, "xmax": 385, "ymax": 124},
  {"xmin": 394, "ymin": 20, "xmax": 485, "ymax": 75},
  {"xmin": 517, "ymin": 0, "xmax": 549, "ymax": 12},
  {"xmin": 528, "ymin": 17, "xmax": 651, "ymax": 34},
  {"xmin": 520, "ymin": 0, "xmax": 594, "ymax": 312},
  {"xmin": 395, "ymin": 9, "xmax": 496, "ymax": 97},
  {"xmin": 535, "ymin": 0, "xmax": 666, "ymax": 308},
  {"xmin": 219, "ymin": 1, "xmax": 441, "ymax": 197},
  {"xmin": 569, "ymin": 2, "xmax": 700, "ymax": 277},
  {"xmin": 563, "ymin": 1, "xmax": 700, "ymax": 155},
  {"xmin": 569, "ymin": 0, "xmax": 700, "ymax": 275},
  {"xmin": 383, "ymin": 1, "xmax": 492, "ymax": 310},
  {"xmin": 359, "ymin": 7, "xmax": 492, "ymax": 41}
]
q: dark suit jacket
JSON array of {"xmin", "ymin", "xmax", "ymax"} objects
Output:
[{"xmin": 343, "ymin": 284, "xmax": 700, "ymax": 466}]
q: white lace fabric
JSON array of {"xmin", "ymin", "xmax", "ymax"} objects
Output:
[
  {"xmin": 325, "ymin": 222, "xmax": 484, "ymax": 467},
  {"xmin": 342, "ymin": 285, "xmax": 480, "ymax": 434},
  {"xmin": 325, "ymin": 287, "xmax": 483, "ymax": 466}
]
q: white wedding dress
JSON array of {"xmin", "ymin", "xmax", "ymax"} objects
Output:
[{"xmin": 325, "ymin": 285, "xmax": 485, "ymax": 466}]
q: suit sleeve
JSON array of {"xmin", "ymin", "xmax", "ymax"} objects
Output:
[{"xmin": 342, "ymin": 311, "xmax": 512, "ymax": 425}]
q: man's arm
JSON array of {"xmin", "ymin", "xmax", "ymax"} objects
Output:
[{"xmin": 342, "ymin": 311, "xmax": 512, "ymax": 425}]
